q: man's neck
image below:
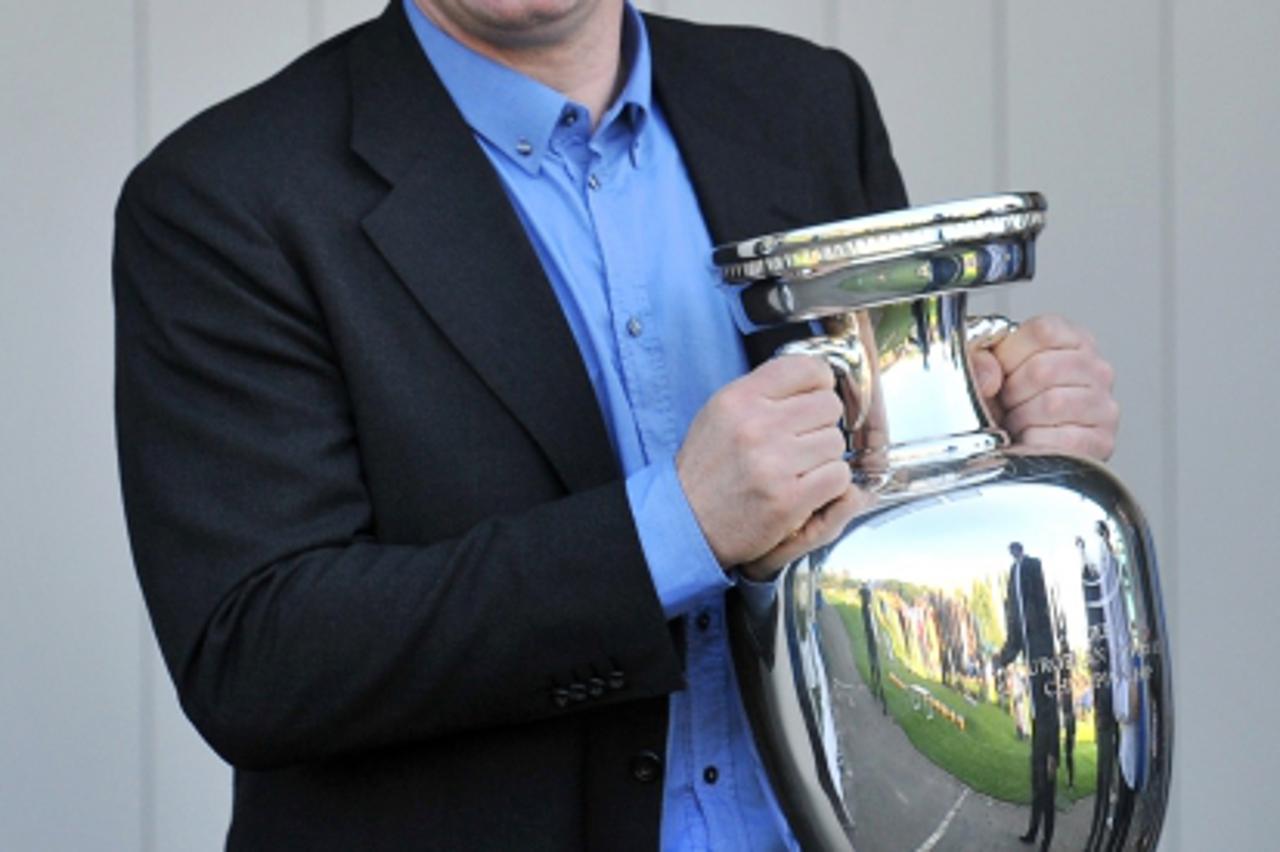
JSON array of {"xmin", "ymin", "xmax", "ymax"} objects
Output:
[{"xmin": 414, "ymin": 2, "xmax": 626, "ymax": 128}]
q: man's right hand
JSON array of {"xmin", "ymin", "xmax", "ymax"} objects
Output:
[{"xmin": 676, "ymin": 355, "xmax": 870, "ymax": 581}]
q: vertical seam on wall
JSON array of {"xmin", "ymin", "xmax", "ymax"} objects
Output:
[
  {"xmin": 308, "ymin": 0, "xmax": 324, "ymax": 46},
  {"xmin": 1158, "ymin": 4, "xmax": 1178, "ymax": 847},
  {"xmin": 132, "ymin": 1, "xmax": 156, "ymax": 846},
  {"xmin": 992, "ymin": 0, "xmax": 1010, "ymax": 317},
  {"xmin": 134, "ymin": 0, "xmax": 150, "ymax": 157},
  {"xmin": 1159, "ymin": 5, "xmax": 1176, "ymax": 602},
  {"xmin": 823, "ymin": 0, "xmax": 838, "ymax": 48}
]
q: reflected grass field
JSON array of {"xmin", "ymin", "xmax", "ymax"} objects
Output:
[{"xmin": 837, "ymin": 602, "xmax": 1097, "ymax": 805}]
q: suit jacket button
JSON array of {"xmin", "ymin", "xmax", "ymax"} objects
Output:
[
  {"xmin": 630, "ymin": 751, "xmax": 662, "ymax": 783},
  {"xmin": 587, "ymin": 677, "xmax": 605, "ymax": 698},
  {"xmin": 608, "ymin": 670, "xmax": 626, "ymax": 690},
  {"xmin": 551, "ymin": 687, "xmax": 571, "ymax": 708}
]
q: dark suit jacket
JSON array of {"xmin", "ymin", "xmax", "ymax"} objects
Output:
[{"xmin": 113, "ymin": 3, "xmax": 906, "ymax": 849}]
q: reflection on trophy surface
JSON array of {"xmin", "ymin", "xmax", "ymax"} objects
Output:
[{"xmin": 716, "ymin": 195, "xmax": 1171, "ymax": 851}]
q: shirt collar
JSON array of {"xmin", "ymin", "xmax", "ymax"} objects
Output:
[{"xmin": 403, "ymin": 0, "xmax": 652, "ymax": 175}]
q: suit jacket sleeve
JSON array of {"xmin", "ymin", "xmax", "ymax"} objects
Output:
[{"xmin": 113, "ymin": 156, "xmax": 684, "ymax": 771}]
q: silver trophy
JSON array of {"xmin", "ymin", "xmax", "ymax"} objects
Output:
[{"xmin": 715, "ymin": 194, "xmax": 1171, "ymax": 851}]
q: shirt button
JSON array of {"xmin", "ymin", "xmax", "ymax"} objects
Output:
[
  {"xmin": 625, "ymin": 316, "xmax": 643, "ymax": 337},
  {"xmin": 630, "ymin": 751, "xmax": 663, "ymax": 783},
  {"xmin": 515, "ymin": 138, "xmax": 534, "ymax": 157},
  {"xmin": 695, "ymin": 610, "xmax": 711, "ymax": 632},
  {"xmin": 587, "ymin": 173, "xmax": 602, "ymax": 191},
  {"xmin": 561, "ymin": 108, "xmax": 578, "ymax": 127},
  {"xmin": 703, "ymin": 765, "xmax": 719, "ymax": 785}
]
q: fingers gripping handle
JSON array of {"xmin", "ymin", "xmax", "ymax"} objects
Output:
[{"xmin": 776, "ymin": 336, "xmax": 872, "ymax": 440}]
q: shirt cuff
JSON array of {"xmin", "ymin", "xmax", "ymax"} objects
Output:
[
  {"xmin": 625, "ymin": 457, "xmax": 732, "ymax": 618},
  {"xmin": 735, "ymin": 570, "xmax": 783, "ymax": 620}
]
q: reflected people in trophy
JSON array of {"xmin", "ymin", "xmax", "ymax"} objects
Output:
[
  {"xmin": 1055, "ymin": 607, "xmax": 1077, "ymax": 792},
  {"xmin": 859, "ymin": 583, "xmax": 888, "ymax": 714},
  {"xmin": 996, "ymin": 542, "xmax": 1060, "ymax": 850},
  {"xmin": 1082, "ymin": 521, "xmax": 1146, "ymax": 852}
]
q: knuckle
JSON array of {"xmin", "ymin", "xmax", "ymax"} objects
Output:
[
  {"xmin": 819, "ymin": 461, "xmax": 852, "ymax": 497},
  {"xmin": 706, "ymin": 387, "xmax": 737, "ymax": 421},
  {"xmin": 1023, "ymin": 314, "xmax": 1056, "ymax": 347},
  {"xmin": 734, "ymin": 416, "xmax": 768, "ymax": 450},
  {"xmin": 808, "ymin": 358, "xmax": 837, "ymax": 387},
  {"xmin": 1043, "ymin": 389, "xmax": 1070, "ymax": 421},
  {"xmin": 1105, "ymin": 397, "xmax": 1121, "ymax": 426},
  {"xmin": 1067, "ymin": 429, "xmax": 1091, "ymax": 456},
  {"xmin": 1039, "ymin": 388, "xmax": 1059, "ymax": 419},
  {"xmin": 825, "ymin": 428, "xmax": 848, "ymax": 457},
  {"xmin": 1029, "ymin": 313, "xmax": 1077, "ymax": 348},
  {"xmin": 1096, "ymin": 357, "xmax": 1116, "ymax": 389},
  {"xmin": 745, "ymin": 447, "xmax": 780, "ymax": 483},
  {"xmin": 1024, "ymin": 355, "xmax": 1054, "ymax": 390},
  {"xmin": 822, "ymin": 392, "xmax": 846, "ymax": 423}
]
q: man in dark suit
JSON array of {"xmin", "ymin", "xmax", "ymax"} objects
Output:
[
  {"xmin": 114, "ymin": 1, "xmax": 1120, "ymax": 847},
  {"xmin": 996, "ymin": 542, "xmax": 1060, "ymax": 851}
]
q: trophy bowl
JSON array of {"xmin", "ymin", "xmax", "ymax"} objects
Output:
[{"xmin": 716, "ymin": 194, "xmax": 1172, "ymax": 851}]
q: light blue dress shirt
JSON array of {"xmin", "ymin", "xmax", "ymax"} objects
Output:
[{"xmin": 403, "ymin": 2, "xmax": 795, "ymax": 849}]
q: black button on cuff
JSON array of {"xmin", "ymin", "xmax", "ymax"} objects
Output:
[
  {"xmin": 608, "ymin": 670, "xmax": 626, "ymax": 690},
  {"xmin": 551, "ymin": 687, "xmax": 570, "ymax": 708},
  {"xmin": 630, "ymin": 751, "xmax": 663, "ymax": 783},
  {"xmin": 587, "ymin": 676, "xmax": 605, "ymax": 698},
  {"xmin": 703, "ymin": 765, "xmax": 719, "ymax": 785},
  {"xmin": 568, "ymin": 682, "xmax": 588, "ymax": 702}
]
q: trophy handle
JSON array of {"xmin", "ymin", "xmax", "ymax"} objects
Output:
[{"xmin": 776, "ymin": 315, "xmax": 873, "ymax": 434}]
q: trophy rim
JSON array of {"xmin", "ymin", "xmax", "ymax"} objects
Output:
[{"xmin": 714, "ymin": 192, "xmax": 1047, "ymax": 284}]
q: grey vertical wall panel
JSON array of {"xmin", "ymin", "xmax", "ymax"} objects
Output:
[
  {"xmin": 141, "ymin": 5, "xmax": 314, "ymax": 849},
  {"xmin": 318, "ymin": 1, "xmax": 669, "ymax": 43},
  {"xmin": 836, "ymin": 1, "xmax": 999, "ymax": 205},
  {"xmin": 0, "ymin": 3, "xmax": 143, "ymax": 850},
  {"xmin": 834, "ymin": 1, "xmax": 1006, "ymax": 318},
  {"xmin": 147, "ymin": 646, "xmax": 232, "ymax": 852},
  {"xmin": 664, "ymin": 0, "xmax": 828, "ymax": 45},
  {"xmin": 1172, "ymin": 4, "xmax": 1280, "ymax": 850},
  {"xmin": 145, "ymin": 3, "xmax": 312, "ymax": 146},
  {"xmin": 1004, "ymin": 4, "xmax": 1168, "ymax": 588},
  {"xmin": 318, "ymin": 0, "xmax": 387, "ymax": 39}
]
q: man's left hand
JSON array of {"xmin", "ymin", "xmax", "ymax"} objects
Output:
[{"xmin": 970, "ymin": 314, "xmax": 1120, "ymax": 461}]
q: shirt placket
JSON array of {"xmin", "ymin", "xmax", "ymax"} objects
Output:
[
  {"xmin": 586, "ymin": 135, "xmax": 675, "ymax": 466},
  {"xmin": 686, "ymin": 601, "xmax": 743, "ymax": 848}
]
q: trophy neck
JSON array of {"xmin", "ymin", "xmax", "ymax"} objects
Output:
[{"xmin": 811, "ymin": 293, "xmax": 1008, "ymax": 489}]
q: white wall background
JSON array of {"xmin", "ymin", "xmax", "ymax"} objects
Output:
[{"xmin": 2, "ymin": 1, "xmax": 1275, "ymax": 849}]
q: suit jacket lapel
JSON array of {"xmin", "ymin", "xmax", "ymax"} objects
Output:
[
  {"xmin": 347, "ymin": 6, "xmax": 824, "ymax": 491},
  {"xmin": 348, "ymin": 3, "xmax": 618, "ymax": 493}
]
